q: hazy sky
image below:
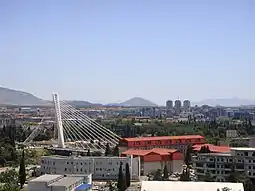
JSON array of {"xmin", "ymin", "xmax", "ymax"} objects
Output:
[{"xmin": 0, "ymin": 0, "xmax": 254, "ymax": 105}]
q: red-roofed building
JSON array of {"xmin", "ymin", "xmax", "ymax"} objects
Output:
[
  {"xmin": 119, "ymin": 135, "xmax": 205, "ymax": 154},
  {"xmin": 121, "ymin": 148, "xmax": 184, "ymax": 175},
  {"xmin": 192, "ymin": 144, "xmax": 231, "ymax": 153}
]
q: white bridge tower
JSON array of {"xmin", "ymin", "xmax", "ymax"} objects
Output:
[{"xmin": 52, "ymin": 93, "xmax": 65, "ymax": 148}]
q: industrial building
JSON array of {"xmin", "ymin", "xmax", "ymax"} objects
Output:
[
  {"xmin": 28, "ymin": 174, "xmax": 92, "ymax": 191},
  {"xmin": 40, "ymin": 155, "xmax": 140, "ymax": 180}
]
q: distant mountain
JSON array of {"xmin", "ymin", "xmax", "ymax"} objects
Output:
[
  {"xmin": 193, "ymin": 98, "xmax": 255, "ymax": 107},
  {"xmin": 0, "ymin": 87, "xmax": 49, "ymax": 106},
  {"xmin": 119, "ymin": 97, "xmax": 158, "ymax": 107},
  {"xmin": 67, "ymin": 100, "xmax": 102, "ymax": 107}
]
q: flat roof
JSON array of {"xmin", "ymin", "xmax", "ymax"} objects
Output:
[
  {"xmin": 49, "ymin": 176, "xmax": 83, "ymax": 187},
  {"xmin": 197, "ymin": 153, "xmax": 232, "ymax": 157},
  {"xmin": 42, "ymin": 155, "xmax": 128, "ymax": 160},
  {"xmin": 231, "ymin": 147, "xmax": 255, "ymax": 151},
  {"xmin": 141, "ymin": 181, "xmax": 244, "ymax": 191},
  {"xmin": 29, "ymin": 174, "xmax": 63, "ymax": 183}
]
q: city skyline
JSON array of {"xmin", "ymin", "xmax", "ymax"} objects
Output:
[{"xmin": 1, "ymin": 0, "xmax": 254, "ymax": 105}]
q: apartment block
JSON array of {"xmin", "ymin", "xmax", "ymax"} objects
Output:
[{"xmin": 193, "ymin": 147, "xmax": 255, "ymax": 182}]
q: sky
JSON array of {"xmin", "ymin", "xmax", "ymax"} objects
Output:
[{"xmin": 0, "ymin": 0, "xmax": 255, "ymax": 105}]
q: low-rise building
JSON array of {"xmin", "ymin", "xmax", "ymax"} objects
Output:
[
  {"xmin": 121, "ymin": 148, "xmax": 183, "ymax": 175},
  {"xmin": 28, "ymin": 174, "xmax": 92, "ymax": 191},
  {"xmin": 193, "ymin": 147, "xmax": 255, "ymax": 182},
  {"xmin": 40, "ymin": 155, "xmax": 140, "ymax": 180}
]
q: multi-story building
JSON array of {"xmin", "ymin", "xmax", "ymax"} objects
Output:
[
  {"xmin": 174, "ymin": 100, "xmax": 182, "ymax": 115},
  {"xmin": 40, "ymin": 155, "xmax": 140, "ymax": 180},
  {"xmin": 183, "ymin": 100, "xmax": 191, "ymax": 111},
  {"xmin": 166, "ymin": 100, "xmax": 173, "ymax": 109},
  {"xmin": 119, "ymin": 135, "xmax": 205, "ymax": 153},
  {"xmin": 193, "ymin": 147, "xmax": 255, "ymax": 182}
]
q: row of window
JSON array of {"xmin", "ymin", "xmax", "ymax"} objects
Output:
[{"xmin": 132, "ymin": 138, "xmax": 203, "ymax": 146}]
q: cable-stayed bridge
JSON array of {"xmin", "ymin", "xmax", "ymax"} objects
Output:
[{"xmin": 23, "ymin": 93, "xmax": 121, "ymax": 152}]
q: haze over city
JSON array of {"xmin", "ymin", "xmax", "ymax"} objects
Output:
[{"xmin": 1, "ymin": 0, "xmax": 254, "ymax": 105}]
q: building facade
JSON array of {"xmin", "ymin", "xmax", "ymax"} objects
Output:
[
  {"xmin": 183, "ymin": 100, "xmax": 191, "ymax": 111},
  {"xmin": 174, "ymin": 100, "xmax": 182, "ymax": 115},
  {"xmin": 119, "ymin": 135, "xmax": 205, "ymax": 154},
  {"xmin": 193, "ymin": 147, "xmax": 255, "ymax": 182},
  {"xmin": 40, "ymin": 155, "xmax": 140, "ymax": 180},
  {"xmin": 121, "ymin": 148, "xmax": 184, "ymax": 175}
]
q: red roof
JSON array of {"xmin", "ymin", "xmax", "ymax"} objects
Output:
[
  {"xmin": 122, "ymin": 148, "xmax": 178, "ymax": 156},
  {"xmin": 123, "ymin": 135, "xmax": 204, "ymax": 142},
  {"xmin": 192, "ymin": 144, "xmax": 231, "ymax": 153}
]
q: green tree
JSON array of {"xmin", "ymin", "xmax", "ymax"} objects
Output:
[
  {"xmin": 163, "ymin": 164, "xmax": 169, "ymax": 180},
  {"xmin": 125, "ymin": 163, "xmax": 131, "ymax": 187},
  {"xmin": 153, "ymin": 169, "xmax": 162, "ymax": 181},
  {"xmin": 117, "ymin": 162, "xmax": 126, "ymax": 191},
  {"xmin": 87, "ymin": 149, "xmax": 91, "ymax": 156},
  {"xmin": 19, "ymin": 150, "xmax": 26, "ymax": 189},
  {"xmin": 113, "ymin": 144, "xmax": 119, "ymax": 156},
  {"xmin": 105, "ymin": 143, "xmax": 111, "ymax": 156},
  {"xmin": 184, "ymin": 144, "xmax": 193, "ymax": 166},
  {"xmin": 180, "ymin": 168, "xmax": 191, "ymax": 181}
]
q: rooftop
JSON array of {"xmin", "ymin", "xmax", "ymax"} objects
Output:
[
  {"xmin": 41, "ymin": 155, "xmax": 127, "ymax": 160},
  {"xmin": 193, "ymin": 144, "xmax": 231, "ymax": 153},
  {"xmin": 231, "ymin": 147, "xmax": 255, "ymax": 151},
  {"xmin": 122, "ymin": 148, "xmax": 177, "ymax": 156},
  {"xmin": 123, "ymin": 135, "xmax": 204, "ymax": 142},
  {"xmin": 141, "ymin": 181, "xmax": 244, "ymax": 191},
  {"xmin": 29, "ymin": 174, "xmax": 63, "ymax": 183},
  {"xmin": 49, "ymin": 176, "xmax": 83, "ymax": 187}
]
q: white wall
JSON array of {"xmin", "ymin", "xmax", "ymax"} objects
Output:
[{"xmin": 40, "ymin": 156, "xmax": 140, "ymax": 180}]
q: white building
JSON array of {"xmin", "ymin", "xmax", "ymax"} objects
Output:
[
  {"xmin": 193, "ymin": 147, "xmax": 255, "ymax": 182},
  {"xmin": 141, "ymin": 181, "xmax": 244, "ymax": 191},
  {"xmin": 40, "ymin": 155, "xmax": 140, "ymax": 180},
  {"xmin": 28, "ymin": 174, "xmax": 92, "ymax": 191}
]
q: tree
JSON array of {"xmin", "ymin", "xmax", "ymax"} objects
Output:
[
  {"xmin": 184, "ymin": 144, "xmax": 193, "ymax": 166},
  {"xmin": 153, "ymin": 169, "xmax": 162, "ymax": 181},
  {"xmin": 105, "ymin": 143, "xmax": 111, "ymax": 156},
  {"xmin": 113, "ymin": 144, "xmax": 119, "ymax": 156},
  {"xmin": 125, "ymin": 163, "xmax": 131, "ymax": 187},
  {"xmin": 19, "ymin": 150, "xmax": 26, "ymax": 189},
  {"xmin": 163, "ymin": 164, "xmax": 169, "ymax": 180},
  {"xmin": 87, "ymin": 149, "xmax": 91, "ymax": 156},
  {"xmin": 180, "ymin": 168, "xmax": 190, "ymax": 181},
  {"xmin": 117, "ymin": 162, "xmax": 125, "ymax": 191}
]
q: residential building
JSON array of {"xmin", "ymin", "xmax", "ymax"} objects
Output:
[
  {"xmin": 121, "ymin": 148, "xmax": 184, "ymax": 175},
  {"xmin": 174, "ymin": 100, "xmax": 182, "ymax": 115},
  {"xmin": 40, "ymin": 155, "xmax": 140, "ymax": 180},
  {"xmin": 183, "ymin": 100, "xmax": 191, "ymax": 111},
  {"xmin": 28, "ymin": 174, "xmax": 92, "ymax": 191},
  {"xmin": 141, "ymin": 181, "xmax": 244, "ymax": 191},
  {"xmin": 166, "ymin": 100, "xmax": 173, "ymax": 109},
  {"xmin": 119, "ymin": 135, "xmax": 205, "ymax": 154},
  {"xmin": 192, "ymin": 147, "xmax": 255, "ymax": 182}
]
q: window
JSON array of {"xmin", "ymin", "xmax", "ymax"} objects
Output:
[
  {"xmin": 244, "ymin": 152, "xmax": 248, "ymax": 156},
  {"xmin": 64, "ymin": 168, "xmax": 67, "ymax": 172}
]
